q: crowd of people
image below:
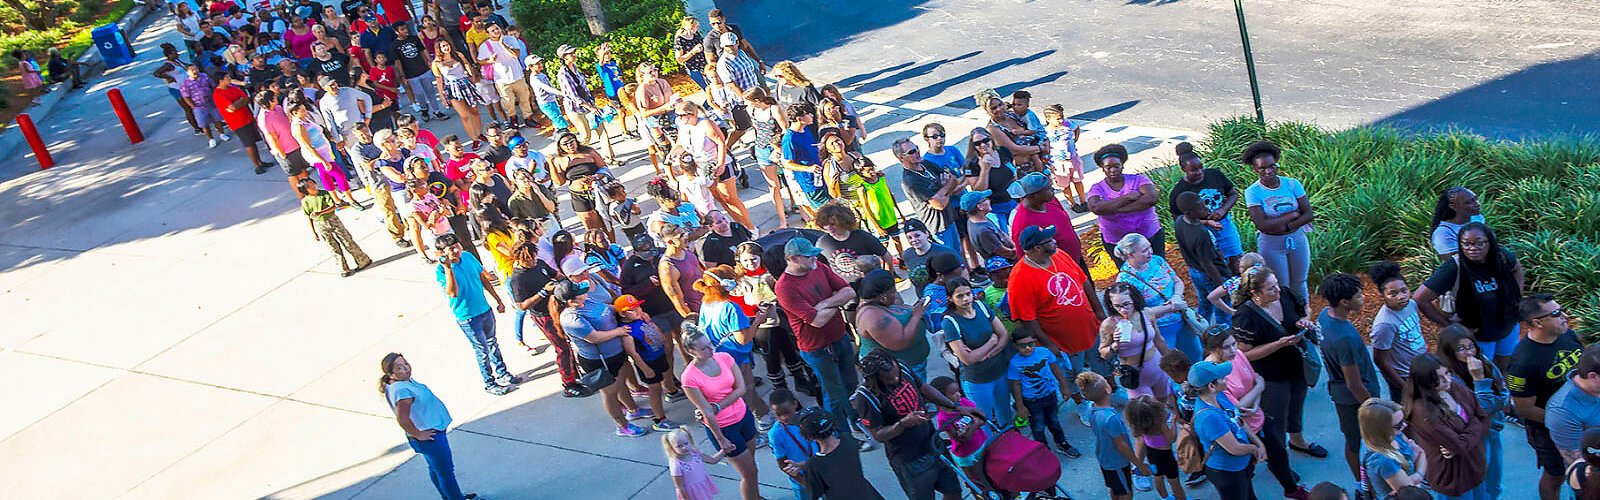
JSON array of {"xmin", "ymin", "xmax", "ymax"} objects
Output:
[{"xmin": 143, "ymin": 0, "xmax": 1597, "ymax": 499}]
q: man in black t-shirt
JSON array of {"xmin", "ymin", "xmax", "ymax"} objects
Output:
[
  {"xmin": 1507, "ymin": 293, "xmax": 1583, "ymax": 500},
  {"xmin": 798, "ymin": 406, "xmax": 884, "ymax": 499},
  {"xmin": 812, "ymin": 202, "xmax": 889, "ymax": 288},
  {"xmin": 895, "ymin": 138, "xmax": 966, "ymax": 265},
  {"xmin": 391, "ymin": 22, "xmax": 448, "ymax": 121},
  {"xmin": 701, "ymin": 9, "xmax": 764, "ymax": 72},
  {"xmin": 698, "ymin": 211, "xmax": 753, "ymax": 268},
  {"xmin": 617, "ymin": 234, "xmax": 686, "ymax": 401},
  {"xmin": 851, "ymin": 350, "xmax": 979, "ymax": 500}
]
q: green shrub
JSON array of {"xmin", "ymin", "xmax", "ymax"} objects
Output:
[
  {"xmin": 1150, "ymin": 118, "xmax": 1600, "ymax": 339},
  {"xmin": 509, "ymin": 0, "xmax": 683, "ymax": 85},
  {"xmin": 0, "ymin": 0, "xmax": 132, "ymax": 65}
]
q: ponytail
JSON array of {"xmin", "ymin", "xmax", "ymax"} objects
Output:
[{"xmin": 378, "ymin": 353, "xmax": 403, "ymax": 394}]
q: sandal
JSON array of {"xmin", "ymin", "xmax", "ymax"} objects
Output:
[{"xmin": 1288, "ymin": 441, "xmax": 1329, "ymax": 458}]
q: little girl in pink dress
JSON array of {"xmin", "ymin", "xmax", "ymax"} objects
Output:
[{"xmin": 663, "ymin": 427, "xmax": 725, "ymax": 500}]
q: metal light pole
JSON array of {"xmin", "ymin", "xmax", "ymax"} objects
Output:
[{"xmin": 1234, "ymin": 0, "xmax": 1265, "ymax": 124}]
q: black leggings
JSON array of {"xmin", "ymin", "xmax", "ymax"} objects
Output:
[
  {"xmin": 758, "ymin": 312, "xmax": 811, "ymax": 388},
  {"xmin": 1260, "ymin": 380, "xmax": 1307, "ymax": 493},
  {"xmin": 1259, "ymin": 414, "xmax": 1301, "ymax": 492},
  {"xmin": 1205, "ymin": 461, "xmax": 1259, "ymax": 500}
]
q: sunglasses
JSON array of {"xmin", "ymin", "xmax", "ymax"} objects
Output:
[
  {"xmin": 924, "ymin": 133, "xmax": 944, "ymax": 139},
  {"xmin": 1534, "ymin": 307, "xmax": 1566, "ymax": 320},
  {"xmin": 973, "ymin": 138, "xmax": 993, "ymax": 146}
]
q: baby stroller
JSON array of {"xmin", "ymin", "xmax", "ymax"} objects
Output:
[{"xmin": 939, "ymin": 420, "xmax": 1073, "ymax": 500}]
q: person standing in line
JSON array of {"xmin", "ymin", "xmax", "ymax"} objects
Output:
[
  {"xmin": 672, "ymin": 17, "xmax": 710, "ymax": 90},
  {"xmin": 392, "ymin": 22, "xmax": 450, "ymax": 122},
  {"xmin": 1357, "ymin": 398, "xmax": 1425, "ymax": 499},
  {"xmin": 1508, "ymin": 293, "xmax": 1584, "ymax": 500},
  {"xmin": 555, "ymin": 44, "xmax": 608, "ymax": 151},
  {"xmin": 1436, "ymin": 324, "xmax": 1509, "ymax": 499},
  {"xmin": 431, "ymin": 39, "xmax": 487, "ymax": 141},
  {"xmin": 507, "ymin": 237, "xmax": 587, "ymax": 397},
  {"xmin": 213, "ymin": 70, "xmax": 276, "ymax": 174},
  {"xmin": 379, "ymin": 353, "xmax": 485, "ymax": 500},
  {"xmin": 797, "ymin": 406, "xmax": 884, "ymax": 499},
  {"xmin": 298, "ymin": 177, "xmax": 372, "ymax": 276},
  {"xmin": 1241, "ymin": 140, "xmax": 1315, "ymax": 302},
  {"xmin": 1414, "ymin": 222, "xmax": 1525, "ymax": 370},
  {"xmin": 1187, "ymin": 359, "xmax": 1267, "ymax": 500},
  {"xmin": 1087, "ymin": 143, "xmax": 1163, "ymax": 266},
  {"xmin": 1115, "ymin": 232, "xmax": 1201, "ymax": 361},
  {"xmin": 855, "ymin": 269, "xmax": 932, "ymax": 380},
  {"xmin": 1547, "ymin": 344, "xmax": 1600, "ymax": 469},
  {"xmin": 1315, "ymin": 272, "xmax": 1382, "ymax": 487},
  {"xmin": 1079, "ymin": 371, "xmax": 1151, "ymax": 500},
  {"xmin": 1429, "ymin": 187, "xmax": 1483, "ymax": 258},
  {"xmin": 1008, "ymin": 172, "xmax": 1090, "ymax": 273},
  {"xmin": 920, "ymin": 122, "xmax": 964, "ymax": 173},
  {"xmin": 433, "ymin": 233, "xmax": 518, "ymax": 396},
  {"xmin": 679, "ymin": 328, "xmax": 762, "ymax": 500},
  {"xmin": 781, "ymin": 103, "xmax": 825, "ymax": 224},
  {"xmin": 1231, "ymin": 265, "xmax": 1326, "ymax": 460},
  {"xmin": 255, "ymin": 89, "xmax": 315, "ymax": 196},
  {"xmin": 1007, "ymin": 327, "xmax": 1081, "ymax": 458},
  {"xmin": 1167, "ymin": 142, "xmax": 1243, "ymax": 272},
  {"xmin": 1368, "ymin": 261, "xmax": 1425, "ymax": 403},
  {"xmin": 1405, "ymin": 354, "xmax": 1491, "ymax": 499},
  {"xmin": 553, "ymin": 279, "xmax": 653, "ymax": 437},
  {"xmin": 774, "ymin": 238, "xmax": 868, "ymax": 445},
  {"xmin": 352, "ymin": 125, "xmax": 411, "ymax": 247},
  {"xmin": 895, "ymin": 137, "xmax": 966, "ymax": 264},
  {"xmin": 476, "ymin": 22, "xmax": 534, "ymax": 129},
  {"xmin": 852, "ymin": 349, "xmax": 978, "ymax": 500},
  {"xmin": 1173, "ymin": 192, "xmax": 1234, "ymax": 326},
  {"xmin": 896, "ymin": 219, "xmax": 959, "ymax": 298},
  {"xmin": 179, "ymin": 64, "xmax": 233, "ymax": 148},
  {"xmin": 1008, "ymin": 225, "xmax": 1107, "ymax": 424}
]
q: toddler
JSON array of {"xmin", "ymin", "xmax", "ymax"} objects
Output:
[
  {"xmin": 607, "ymin": 183, "xmax": 647, "ymax": 242},
  {"xmin": 931, "ymin": 376, "xmax": 990, "ymax": 473},
  {"xmin": 1126, "ymin": 394, "xmax": 1186, "ymax": 500},
  {"xmin": 1043, "ymin": 104, "xmax": 1086, "ymax": 210},
  {"xmin": 1081, "ymin": 371, "xmax": 1152, "ymax": 500},
  {"xmin": 662, "ymin": 427, "xmax": 725, "ymax": 500}
]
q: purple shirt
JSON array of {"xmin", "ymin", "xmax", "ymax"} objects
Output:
[
  {"xmin": 179, "ymin": 73, "xmax": 216, "ymax": 108},
  {"xmin": 1088, "ymin": 173, "xmax": 1161, "ymax": 243}
]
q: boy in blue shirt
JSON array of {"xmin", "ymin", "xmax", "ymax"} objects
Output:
[
  {"xmin": 615, "ymin": 294, "xmax": 678, "ymax": 432},
  {"xmin": 1006, "ymin": 328, "xmax": 1081, "ymax": 458},
  {"xmin": 1080, "ymin": 371, "xmax": 1151, "ymax": 500},
  {"xmin": 766, "ymin": 389, "xmax": 815, "ymax": 500}
]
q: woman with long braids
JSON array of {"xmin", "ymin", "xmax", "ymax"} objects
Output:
[
  {"xmin": 1201, "ymin": 326, "xmax": 1310, "ymax": 498},
  {"xmin": 1428, "ymin": 186, "xmax": 1483, "ymax": 257},
  {"xmin": 1414, "ymin": 222, "xmax": 1524, "ymax": 369},
  {"xmin": 380, "ymin": 353, "xmax": 482, "ymax": 500},
  {"xmin": 1229, "ymin": 265, "xmax": 1327, "ymax": 462},
  {"xmin": 1436, "ymin": 324, "xmax": 1509, "ymax": 498},
  {"xmin": 1405, "ymin": 353, "xmax": 1491, "ymax": 499}
]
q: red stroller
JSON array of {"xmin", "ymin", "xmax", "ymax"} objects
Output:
[{"xmin": 939, "ymin": 420, "xmax": 1073, "ymax": 499}]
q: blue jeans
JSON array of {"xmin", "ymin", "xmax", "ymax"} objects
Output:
[
  {"xmin": 685, "ymin": 69, "xmax": 708, "ymax": 90},
  {"xmin": 407, "ymin": 432, "xmax": 466, "ymax": 500},
  {"xmin": 1189, "ymin": 267, "xmax": 1227, "ymax": 327},
  {"xmin": 1157, "ymin": 314, "xmax": 1202, "ymax": 362},
  {"xmin": 456, "ymin": 310, "xmax": 512, "ymax": 389},
  {"xmin": 936, "ymin": 224, "xmax": 965, "ymax": 267},
  {"xmin": 506, "ymin": 284, "xmax": 530, "ymax": 344},
  {"xmin": 1213, "ymin": 215, "xmax": 1244, "ymax": 258},
  {"xmin": 990, "ymin": 200, "xmax": 1018, "ymax": 235},
  {"xmin": 1434, "ymin": 484, "xmax": 1489, "ymax": 500},
  {"xmin": 1257, "ymin": 229, "xmax": 1311, "ymax": 302},
  {"xmin": 1485, "ymin": 425, "xmax": 1502, "ymax": 498},
  {"xmin": 1023, "ymin": 393, "xmax": 1066, "ymax": 444},
  {"xmin": 797, "ymin": 337, "xmax": 860, "ymax": 427},
  {"xmin": 1479, "ymin": 324, "xmax": 1521, "ymax": 359},
  {"xmin": 961, "ymin": 377, "xmax": 1014, "ymax": 427}
]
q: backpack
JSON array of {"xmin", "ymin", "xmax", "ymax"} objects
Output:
[{"xmin": 1176, "ymin": 403, "xmax": 1221, "ymax": 474}]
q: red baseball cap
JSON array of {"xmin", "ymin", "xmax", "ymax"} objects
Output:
[{"xmin": 613, "ymin": 294, "xmax": 644, "ymax": 312}]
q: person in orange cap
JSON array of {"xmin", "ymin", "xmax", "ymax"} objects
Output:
[{"xmin": 615, "ymin": 294, "xmax": 681, "ymax": 431}]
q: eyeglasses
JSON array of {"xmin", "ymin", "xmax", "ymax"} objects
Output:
[
  {"xmin": 1534, "ymin": 308, "xmax": 1566, "ymax": 320},
  {"xmin": 1112, "ymin": 301, "xmax": 1135, "ymax": 310},
  {"xmin": 1454, "ymin": 343, "xmax": 1477, "ymax": 352}
]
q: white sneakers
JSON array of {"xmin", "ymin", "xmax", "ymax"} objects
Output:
[{"xmin": 208, "ymin": 138, "xmax": 218, "ymax": 148}]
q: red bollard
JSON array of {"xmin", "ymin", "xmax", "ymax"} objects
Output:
[
  {"xmin": 108, "ymin": 88, "xmax": 144, "ymax": 144},
  {"xmin": 16, "ymin": 113, "xmax": 53, "ymax": 170}
]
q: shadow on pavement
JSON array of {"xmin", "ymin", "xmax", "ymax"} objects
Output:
[
  {"xmin": 851, "ymin": 51, "xmax": 983, "ymax": 97},
  {"xmin": 721, "ymin": 0, "xmax": 933, "ymax": 63},
  {"xmin": 1372, "ymin": 50, "xmax": 1600, "ymax": 141},
  {"xmin": 1070, "ymin": 99, "xmax": 1141, "ymax": 122}
]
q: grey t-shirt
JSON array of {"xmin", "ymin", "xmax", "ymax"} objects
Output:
[
  {"xmin": 900, "ymin": 244, "xmax": 959, "ymax": 297},
  {"xmin": 1547, "ymin": 381, "xmax": 1600, "ymax": 453},
  {"xmin": 1318, "ymin": 309, "xmax": 1382, "ymax": 406},
  {"xmin": 1371, "ymin": 301, "xmax": 1426, "ymax": 381},
  {"xmin": 968, "ymin": 218, "xmax": 1010, "ymax": 262}
]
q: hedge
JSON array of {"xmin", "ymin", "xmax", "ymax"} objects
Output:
[
  {"xmin": 508, "ymin": 0, "xmax": 683, "ymax": 85},
  {"xmin": 1145, "ymin": 118, "xmax": 1600, "ymax": 340},
  {"xmin": 0, "ymin": 0, "xmax": 136, "ymax": 65}
]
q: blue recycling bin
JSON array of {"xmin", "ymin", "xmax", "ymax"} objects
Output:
[{"xmin": 91, "ymin": 24, "xmax": 136, "ymax": 69}]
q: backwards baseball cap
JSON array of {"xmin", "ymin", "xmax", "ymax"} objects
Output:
[
  {"xmin": 630, "ymin": 232, "xmax": 656, "ymax": 253},
  {"xmin": 613, "ymin": 294, "xmax": 644, "ymax": 312},
  {"xmin": 858, "ymin": 269, "xmax": 897, "ymax": 299},
  {"xmin": 719, "ymin": 32, "xmax": 739, "ymax": 47},
  {"xmin": 959, "ymin": 190, "xmax": 992, "ymax": 211},
  {"xmin": 784, "ymin": 237, "xmax": 823, "ymax": 258},
  {"xmin": 1018, "ymin": 172, "xmax": 1051, "ymax": 196},
  {"xmin": 900, "ymin": 218, "xmax": 930, "ymax": 235},
  {"xmin": 1019, "ymin": 225, "xmax": 1057, "ymax": 250},
  {"xmin": 984, "ymin": 256, "xmax": 1015, "ymax": 273},
  {"xmin": 1188, "ymin": 360, "xmax": 1234, "ymax": 387},
  {"xmin": 556, "ymin": 44, "xmax": 576, "ymax": 57},
  {"xmin": 561, "ymin": 258, "xmax": 599, "ymax": 276},
  {"xmin": 553, "ymin": 279, "xmax": 590, "ymax": 302},
  {"xmin": 928, "ymin": 252, "xmax": 962, "ymax": 277}
]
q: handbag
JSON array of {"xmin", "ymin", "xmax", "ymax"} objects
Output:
[
  {"xmin": 1118, "ymin": 268, "xmax": 1212, "ymax": 334},
  {"xmin": 577, "ymin": 353, "xmax": 615, "ymax": 392},
  {"xmin": 1439, "ymin": 255, "xmax": 1460, "ymax": 317},
  {"xmin": 1241, "ymin": 297, "xmax": 1322, "ymax": 386},
  {"xmin": 1114, "ymin": 314, "xmax": 1149, "ymax": 390}
]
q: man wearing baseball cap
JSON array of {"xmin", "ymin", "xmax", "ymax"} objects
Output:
[
  {"xmin": 434, "ymin": 232, "xmax": 518, "ymax": 396},
  {"xmin": 614, "ymin": 294, "xmax": 680, "ymax": 432},
  {"xmin": 962, "ymin": 189, "xmax": 1016, "ymax": 262},
  {"xmin": 1007, "ymin": 225, "xmax": 1106, "ymax": 416},
  {"xmin": 1009, "ymin": 171, "xmax": 1086, "ymax": 265},
  {"xmin": 775, "ymin": 237, "xmax": 869, "ymax": 442}
]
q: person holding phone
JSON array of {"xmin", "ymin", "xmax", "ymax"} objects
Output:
[
  {"xmin": 856, "ymin": 269, "xmax": 935, "ymax": 380},
  {"xmin": 852, "ymin": 349, "xmax": 982, "ymax": 500},
  {"xmin": 1230, "ymin": 265, "xmax": 1328, "ymax": 465}
]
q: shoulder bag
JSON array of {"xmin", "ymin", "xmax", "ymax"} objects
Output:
[
  {"xmin": 1114, "ymin": 312, "xmax": 1150, "ymax": 390},
  {"xmin": 1439, "ymin": 255, "xmax": 1461, "ymax": 317},
  {"xmin": 1118, "ymin": 267, "xmax": 1213, "ymax": 336}
]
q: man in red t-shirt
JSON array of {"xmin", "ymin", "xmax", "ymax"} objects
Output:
[
  {"xmin": 212, "ymin": 71, "xmax": 275, "ymax": 174},
  {"xmin": 375, "ymin": 0, "xmax": 413, "ymax": 24},
  {"xmin": 1008, "ymin": 225, "xmax": 1103, "ymax": 355},
  {"xmin": 775, "ymin": 237, "xmax": 862, "ymax": 427},
  {"xmin": 1009, "ymin": 172, "xmax": 1085, "ymax": 263}
]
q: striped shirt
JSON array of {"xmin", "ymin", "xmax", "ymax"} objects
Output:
[{"xmin": 717, "ymin": 50, "xmax": 760, "ymax": 94}]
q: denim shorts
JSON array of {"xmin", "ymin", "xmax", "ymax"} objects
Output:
[{"xmin": 703, "ymin": 410, "xmax": 758, "ymax": 457}]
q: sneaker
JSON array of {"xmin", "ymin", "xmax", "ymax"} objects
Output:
[
  {"xmin": 1076, "ymin": 401, "xmax": 1093, "ymax": 427},
  {"xmin": 220, "ymin": 133, "xmax": 231, "ymax": 142},
  {"xmin": 756, "ymin": 413, "xmax": 776, "ymax": 431},
  {"xmin": 562, "ymin": 384, "xmax": 592, "ymax": 398},
  {"xmin": 1133, "ymin": 474, "xmax": 1153, "ymax": 492},
  {"xmin": 434, "ymin": 111, "xmax": 451, "ymax": 121},
  {"xmin": 1283, "ymin": 485, "xmax": 1311, "ymax": 500},
  {"xmin": 614, "ymin": 423, "xmax": 649, "ymax": 437},
  {"xmin": 664, "ymin": 390, "xmax": 687, "ymax": 403},
  {"xmin": 485, "ymin": 384, "xmax": 514, "ymax": 396},
  {"xmin": 626, "ymin": 407, "xmax": 655, "ymax": 420},
  {"xmin": 1054, "ymin": 441, "xmax": 1082, "ymax": 459},
  {"xmin": 858, "ymin": 438, "xmax": 879, "ymax": 452},
  {"xmin": 752, "ymin": 433, "xmax": 769, "ymax": 449},
  {"xmin": 208, "ymin": 138, "xmax": 219, "ymax": 148},
  {"xmin": 1183, "ymin": 471, "xmax": 1208, "ymax": 487},
  {"xmin": 396, "ymin": 239, "xmax": 412, "ymax": 248},
  {"xmin": 412, "ymin": 103, "xmax": 424, "ymax": 114},
  {"xmin": 495, "ymin": 375, "xmax": 523, "ymax": 387},
  {"xmin": 651, "ymin": 419, "xmax": 680, "ymax": 432}
]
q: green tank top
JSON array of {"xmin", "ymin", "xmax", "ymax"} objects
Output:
[{"xmin": 857, "ymin": 305, "xmax": 931, "ymax": 366}]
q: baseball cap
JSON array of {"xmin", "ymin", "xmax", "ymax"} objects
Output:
[
  {"xmin": 553, "ymin": 279, "xmax": 590, "ymax": 302},
  {"xmin": 928, "ymin": 252, "xmax": 962, "ymax": 277},
  {"xmin": 858, "ymin": 269, "xmax": 896, "ymax": 299},
  {"xmin": 317, "ymin": 75, "xmax": 337, "ymax": 87},
  {"xmin": 613, "ymin": 294, "xmax": 644, "ymax": 312},
  {"xmin": 524, "ymin": 54, "xmax": 543, "ymax": 65},
  {"xmin": 900, "ymin": 218, "xmax": 930, "ymax": 235},
  {"xmin": 561, "ymin": 258, "xmax": 598, "ymax": 276},
  {"xmin": 958, "ymin": 190, "xmax": 992, "ymax": 212},
  {"xmin": 1188, "ymin": 360, "xmax": 1234, "ymax": 387},
  {"xmin": 784, "ymin": 237, "xmax": 823, "ymax": 258},
  {"xmin": 507, "ymin": 136, "xmax": 526, "ymax": 149},
  {"xmin": 719, "ymin": 32, "xmax": 739, "ymax": 47},
  {"xmin": 556, "ymin": 44, "xmax": 576, "ymax": 57},
  {"xmin": 1019, "ymin": 225, "xmax": 1057, "ymax": 250},
  {"xmin": 1018, "ymin": 172, "xmax": 1051, "ymax": 196},
  {"xmin": 630, "ymin": 232, "xmax": 656, "ymax": 252},
  {"xmin": 984, "ymin": 256, "xmax": 1015, "ymax": 273}
]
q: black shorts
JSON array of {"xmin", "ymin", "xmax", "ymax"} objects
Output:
[
  {"xmin": 280, "ymin": 150, "xmax": 312, "ymax": 176},
  {"xmin": 890, "ymin": 454, "xmax": 960, "ymax": 500},
  {"xmin": 634, "ymin": 355, "xmax": 671, "ymax": 384},
  {"xmin": 1528, "ymin": 422, "xmax": 1566, "ymax": 477},
  {"xmin": 233, "ymin": 122, "xmax": 263, "ymax": 144},
  {"xmin": 716, "ymin": 161, "xmax": 736, "ymax": 182},
  {"xmin": 1335, "ymin": 401, "xmax": 1362, "ymax": 453},
  {"xmin": 1146, "ymin": 446, "xmax": 1179, "ymax": 478},
  {"xmin": 578, "ymin": 352, "xmax": 629, "ymax": 379},
  {"xmin": 729, "ymin": 104, "xmax": 752, "ymax": 131},
  {"xmin": 571, "ymin": 190, "xmax": 598, "ymax": 212},
  {"xmin": 1101, "ymin": 465, "xmax": 1133, "ymax": 495}
]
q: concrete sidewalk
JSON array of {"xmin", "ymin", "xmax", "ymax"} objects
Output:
[{"xmin": 0, "ymin": 14, "xmax": 1538, "ymax": 500}]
